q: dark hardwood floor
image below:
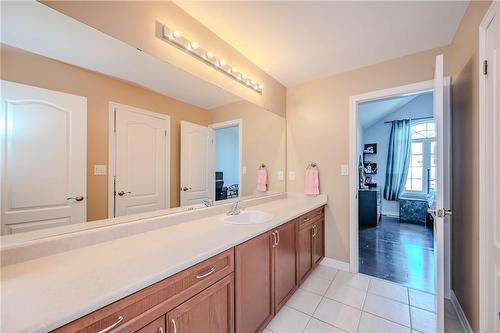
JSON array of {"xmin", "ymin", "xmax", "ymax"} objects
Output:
[{"xmin": 359, "ymin": 216, "xmax": 435, "ymax": 293}]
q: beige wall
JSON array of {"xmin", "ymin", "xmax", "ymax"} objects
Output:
[
  {"xmin": 286, "ymin": 2, "xmax": 491, "ymax": 330},
  {"xmin": 287, "ymin": 46, "xmax": 447, "ymax": 262},
  {"xmin": 42, "ymin": 1, "xmax": 286, "ymax": 117},
  {"xmin": 1, "ymin": 45, "xmax": 211, "ymax": 221},
  {"xmin": 210, "ymin": 101, "xmax": 286, "ymax": 197},
  {"xmin": 447, "ymin": 1, "xmax": 491, "ymax": 331}
]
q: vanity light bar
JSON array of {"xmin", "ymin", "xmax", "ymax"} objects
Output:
[{"xmin": 161, "ymin": 25, "xmax": 263, "ymax": 94}]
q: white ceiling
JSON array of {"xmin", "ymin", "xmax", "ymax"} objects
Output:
[
  {"xmin": 176, "ymin": 1, "xmax": 469, "ymax": 86},
  {"xmin": 1, "ymin": 1, "xmax": 240, "ymax": 109},
  {"xmin": 358, "ymin": 91, "xmax": 433, "ymax": 129}
]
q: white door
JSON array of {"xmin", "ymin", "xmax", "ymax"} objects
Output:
[
  {"xmin": 0, "ymin": 81, "xmax": 86, "ymax": 234},
  {"xmin": 114, "ymin": 105, "xmax": 169, "ymax": 217},
  {"xmin": 431, "ymin": 54, "xmax": 449, "ymax": 333},
  {"xmin": 180, "ymin": 121, "xmax": 214, "ymax": 206},
  {"xmin": 484, "ymin": 5, "xmax": 500, "ymax": 332}
]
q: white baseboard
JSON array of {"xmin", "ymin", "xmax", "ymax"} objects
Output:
[
  {"xmin": 320, "ymin": 257, "xmax": 350, "ymax": 272},
  {"xmin": 450, "ymin": 290, "xmax": 473, "ymax": 333}
]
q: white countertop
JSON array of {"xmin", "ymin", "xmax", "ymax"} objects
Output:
[{"xmin": 1, "ymin": 194, "xmax": 327, "ymax": 333}]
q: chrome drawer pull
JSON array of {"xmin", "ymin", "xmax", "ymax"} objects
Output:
[
  {"xmin": 159, "ymin": 327, "xmax": 164, "ymax": 333},
  {"xmin": 196, "ymin": 267, "xmax": 215, "ymax": 279},
  {"xmin": 97, "ymin": 316, "xmax": 124, "ymax": 333},
  {"xmin": 271, "ymin": 231, "xmax": 277, "ymax": 247},
  {"xmin": 171, "ymin": 319, "xmax": 178, "ymax": 333},
  {"xmin": 276, "ymin": 230, "xmax": 280, "ymax": 246}
]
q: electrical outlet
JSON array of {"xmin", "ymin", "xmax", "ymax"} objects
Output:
[
  {"xmin": 242, "ymin": 166, "xmax": 247, "ymax": 175},
  {"xmin": 277, "ymin": 171, "xmax": 284, "ymax": 181},
  {"xmin": 289, "ymin": 171, "xmax": 296, "ymax": 181}
]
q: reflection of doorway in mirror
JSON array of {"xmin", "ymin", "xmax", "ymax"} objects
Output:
[
  {"xmin": 212, "ymin": 120, "xmax": 242, "ymax": 202},
  {"xmin": 0, "ymin": 81, "xmax": 87, "ymax": 235},
  {"xmin": 108, "ymin": 102, "xmax": 170, "ymax": 218}
]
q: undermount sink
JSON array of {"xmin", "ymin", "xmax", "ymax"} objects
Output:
[{"xmin": 222, "ymin": 210, "xmax": 274, "ymax": 225}]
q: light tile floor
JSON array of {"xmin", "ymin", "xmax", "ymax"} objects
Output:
[{"xmin": 266, "ymin": 265, "xmax": 464, "ymax": 333}]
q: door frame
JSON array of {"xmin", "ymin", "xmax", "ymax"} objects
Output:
[
  {"xmin": 107, "ymin": 102, "xmax": 171, "ymax": 218},
  {"xmin": 479, "ymin": 3, "xmax": 497, "ymax": 331},
  {"xmin": 209, "ymin": 119, "xmax": 243, "ymax": 200},
  {"xmin": 348, "ymin": 78, "xmax": 452, "ymax": 297}
]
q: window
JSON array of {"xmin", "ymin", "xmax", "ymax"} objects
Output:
[{"xmin": 404, "ymin": 120, "xmax": 436, "ymax": 195}]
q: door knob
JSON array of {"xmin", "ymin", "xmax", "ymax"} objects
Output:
[
  {"xmin": 181, "ymin": 186, "xmax": 192, "ymax": 192},
  {"xmin": 67, "ymin": 196, "xmax": 84, "ymax": 202},
  {"xmin": 117, "ymin": 191, "xmax": 131, "ymax": 196}
]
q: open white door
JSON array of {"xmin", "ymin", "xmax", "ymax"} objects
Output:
[
  {"xmin": 431, "ymin": 54, "xmax": 449, "ymax": 333},
  {"xmin": 482, "ymin": 4, "xmax": 500, "ymax": 332},
  {"xmin": 0, "ymin": 80, "xmax": 86, "ymax": 234},
  {"xmin": 180, "ymin": 121, "xmax": 214, "ymax": 206},
  {"xmin": 113, "ymin": 104, "xmax": 169, "ymax": 217}
]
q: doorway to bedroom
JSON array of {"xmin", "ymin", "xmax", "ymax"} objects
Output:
[{"xmin": 356, "ymin": 89, "xmax": 436, "ymax": 293}]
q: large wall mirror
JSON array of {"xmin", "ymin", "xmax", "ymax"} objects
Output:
[{"xmin": 0, "ymin": 2, "xmax": 286, "ymax": 238}]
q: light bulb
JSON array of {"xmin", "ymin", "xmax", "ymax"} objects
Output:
[
  {"xmin": 259, "ymin": 84, "xmax": 264, "ymax": 90},
  {"xmin": 232, "ymin": 67, "xmax": 238, "ymax": 73},
  {"xmin": 190, "ymin": 41, "xmax": 198, "ymax": 49},
  {"xmin": 173, "ymin": 31, "xmax": 181, "ymax": 38},
  {"xmin": 241, "ymin": 73, "xmax": 247, "ymax": 79},
  {"xmin": 220, "ymin": 60, "xmax": 226, "ymax": 67},
  {"xmin": 207, "ymin": 51, "xmax": 214, "ymax": 58}
]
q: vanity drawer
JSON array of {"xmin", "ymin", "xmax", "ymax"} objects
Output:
[
  {"xmin": 298, "ymin": 207, "xmax": 324, "ymax": 229},
  {"xmin": 53, "ymin": 249, "xmax": 234, "ymax": 333},
  {"xmin": 135, "ymin": 316, "xmax": 165, "ymax": 333}
]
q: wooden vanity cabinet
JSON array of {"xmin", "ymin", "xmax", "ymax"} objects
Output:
[
  {"xmin": 51, "ymin": 206, "xmax": 324, "ymax": 333},
  {"xmin": 297, "ymin": 207, "xmax": 325, "ymax": 284},
  {"xmin": 166, "ymin": 274, "xmax": 234, "ymax": 333},
  {"xmin": 273, "ymin": 220, "xmax": 298, "ymax": 311},
  {"xmin": 235, "ymin": 231, "xmax": 274, "ymax": 333},
  {"xmin": 235, "ymin": 220, "xmax": 298, "ymax": 333},
  {"xmin": 52, "ymin": 249, "xmax": 234, "ymax": 333}
]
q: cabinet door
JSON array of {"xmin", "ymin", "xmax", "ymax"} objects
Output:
[
  {"xmin": 274, "ymin": 220, "xmax": 297, "ymax": 311},
  {"xmin": 167, "ymin": 274, "xmax": 234, "ymax": 333},
  {"xmin": 235, "ymin": 231, "xmax": 274, "ymax": 333},
  {"xmin": 298, "ymin": 224, "xmax": 314, "ymax": 283},
  {"xmin": 312, "ymin": 220, "xmax": 324, "ymax": 265}
]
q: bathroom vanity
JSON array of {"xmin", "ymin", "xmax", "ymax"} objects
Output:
[{"xmin": 1, "ymin": 195, "xmax": 326, "ymax": 333}]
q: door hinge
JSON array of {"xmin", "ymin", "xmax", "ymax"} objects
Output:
[{"xmin": 483, "ymin": 60, "xmax": 488, "ymax": 75}]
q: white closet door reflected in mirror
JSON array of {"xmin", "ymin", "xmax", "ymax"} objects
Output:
[{"xmin": 0, "ymin": 80, "xmax": 87, "ymax": 235}]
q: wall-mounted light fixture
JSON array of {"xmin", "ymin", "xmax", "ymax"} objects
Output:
[{"xmin": 160, "ymin": 24, "xmax": 263, "ymax": 94}]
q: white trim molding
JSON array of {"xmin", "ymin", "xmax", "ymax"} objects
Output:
[
  {"xmin": 107, "ymin": 102, "xmax": 171, "ymax": 218},
  {"xmin": 319, "ymin": 257, "xmax": 350, "ymax": 272},
  {"xmin": 478, "ymin": 3, "xmax": 497, "ymax": 332},
  {"xmin": 451, "ymin": 290, "xmax": 473, "ymax": 333}
]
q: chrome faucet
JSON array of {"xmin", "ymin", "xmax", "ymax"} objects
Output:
[
  {"xmin": 202, "ymin": 199, "xmax": 214, "ymax": 207},
  {"xmin": 227, "ymin": 201, "xmax": 242, "ymax": 216}
]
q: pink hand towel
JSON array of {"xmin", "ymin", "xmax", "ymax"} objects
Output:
[
  {"xmin": 304, "ymin": 169, "xmax": 320, "ymax": 195},
  {"xmin": 257, "ymin": 169, "xmax": 268, "ymax": 192}
]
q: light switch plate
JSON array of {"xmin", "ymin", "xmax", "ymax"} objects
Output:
[
  {"xmin": 94, "ymin": 164, "xmax": 107, "ymax": 176},
  {"xmin": 289, "ymin": 171, "xmax": 296, "ymax": 181},
  {"xmin": 277, "ymin": 171, "xmax": 284, "ymax": 181},
  {"xmin": 242, "ymin": 166, "xmax": 247, "ymax": 175},
  {"xmin": 341, "ymin": 164, "xmax": 349, "ymax": 176}
]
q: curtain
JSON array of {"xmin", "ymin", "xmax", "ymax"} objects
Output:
[{"xmin": 383, "ymin": 119, "xmax": 411, "ymax": 201}]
